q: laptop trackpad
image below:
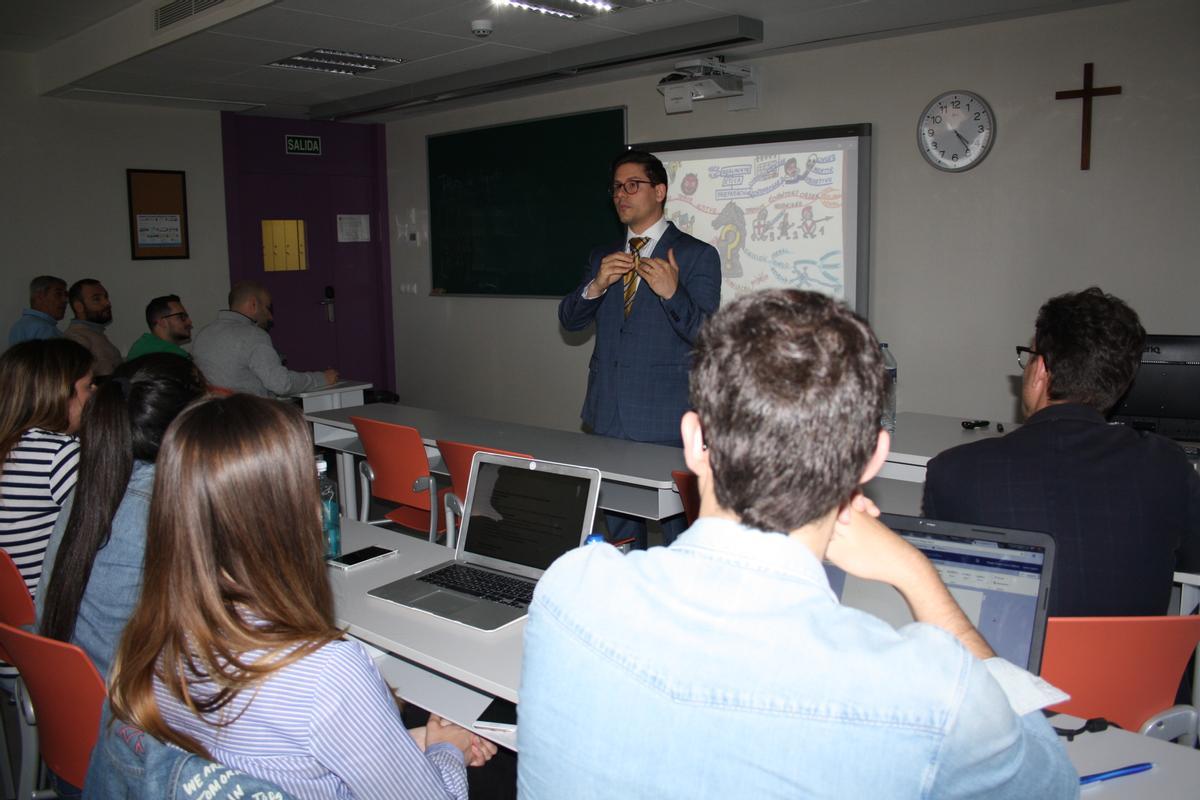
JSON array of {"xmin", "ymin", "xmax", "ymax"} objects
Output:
[{"xmin": 410, "ymin": 590, "xmax": 475, "ymax": 616}]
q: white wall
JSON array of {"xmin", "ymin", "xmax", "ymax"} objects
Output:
[
  {"xmin": 385, "ymin": 0, "xmax": 1200, "ymax": 430},
  {"xmin": 0, "ymin": 52, "xmax": 229, "ymax": 355}
]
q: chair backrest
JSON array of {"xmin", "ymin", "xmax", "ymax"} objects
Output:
[
  {"xmin": 1040, "ymin": 615, "xmax": 1200, "ymax": 731},
  {"xmin": 0, "ymin": 622, "xmax": 105, "ymax": 787},
  {"xmin": 352, "ymin": 416, "xmax": 435, "ymax": 511},
  {"xmin": 0, "ymin": 550, "xmax": 35, "ymax": 627},
  {"xmin": 671, "ymin": 470, "xmax": 701, "ymax": 526},
  {"xmin": 435, "ymin": 439, "xmax": 532, "ymax": 502}
]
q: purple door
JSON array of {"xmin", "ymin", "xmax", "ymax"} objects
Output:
[{"xmin": 222, "ymin": 114, "xmax": 395, "ymax": 390}]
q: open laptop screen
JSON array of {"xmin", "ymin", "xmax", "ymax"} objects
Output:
[
  {"xmin": 462, "ymin": 458, "xmax": 596, "ymax": 571},
  {"xmin": 825, "ymin": 514, "xmax": 1055, "ymax": 672}
]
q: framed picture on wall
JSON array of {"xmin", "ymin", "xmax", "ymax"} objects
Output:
[{"xmin": 127, "ymin": 168, "xmax": 189, "ymax": 259}]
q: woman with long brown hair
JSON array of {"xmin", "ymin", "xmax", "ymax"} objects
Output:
[
  {"xmin": 0, "ymin": 338, "xmax": 93, "ymax": 684},
  {"xmin": 106, "ymin": 394, "xmax": 491, "ymax": 799}
]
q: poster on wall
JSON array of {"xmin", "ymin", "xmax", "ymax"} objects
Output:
[
  {"xmin": 135, "ymin": 214, "xmax": 183, "ymax": 247},
  {"xmin": 127, "ymin": 169, "xmax": 189, "ymax": 259},
  {"xmin": 642, "ymin": 124, "xmax": 871, "ymax": 316}
]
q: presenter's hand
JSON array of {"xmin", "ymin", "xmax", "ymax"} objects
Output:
[
  {"xmin": 322, "ymin": 368, "xmax": 339, "ymax": 385},
  {"xmin": 587, "ymin": 251, "xmax": 636, "ymax": 298},
  {"xmin": 638, "ymin": 248, "xmax": 680, "ymax": 300}
]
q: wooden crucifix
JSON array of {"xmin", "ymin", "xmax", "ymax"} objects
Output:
[{"xmin": 1055, "ymin": 62, "xmax": 1122, "ymax": 170}]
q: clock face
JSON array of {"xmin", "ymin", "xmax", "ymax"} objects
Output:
[{"xmin": 918, "ymin": 90, "xmax": 995, "ymax": 172}]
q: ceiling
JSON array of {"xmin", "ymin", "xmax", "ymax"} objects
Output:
[{"xmin": 6, "ymin": 0, "xmax": 1120, "ymax": 121}]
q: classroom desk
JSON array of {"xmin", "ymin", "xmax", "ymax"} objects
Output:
[
  {"xmin": 332, "ymin": 519, "xmax": 1200, "ymax": 788},
  {"xmin": 307, "ymin": 404, "xmax": 685, "ymax": 522},
  {"xmin": 879, "ymin": 412, "xmax": 1010, "ymax": 482},
  {"xmin": 290, "ymin": 380, "xmax": 372, "ymax": 413}
]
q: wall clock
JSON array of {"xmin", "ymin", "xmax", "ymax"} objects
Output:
[{"xmin": 917, "ymin": 90, "xmax": 995, "ymax": 172}]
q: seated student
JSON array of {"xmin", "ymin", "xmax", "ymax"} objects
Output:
[
  {"xmin": 104, "ymin": 394, "xmax": 495, "ymax": 799},
  {"xmin": 7, "ymin": 274, "xmax": 68, "ymax": 346},
  {"xmin": 517, "ymin": 290, "xmax": 1077, "ymax": 799},
  {"xmin": 127, "ymin": 295, "xmax": 194, "ymax": 360},
  {"xmin": 191, "ymin": 281, "xmax": 337, "ymax": 396},
  {"xmin": 923, "ymin": 287, "xmax": 1200, "ymax": 616},
  {"xmin": 38, "ymin": 354, "xmax": 207, "ymax": 679},
  {"xmin": 64, "ymin": 278, "xmax": 123, "ymax": 377},
  {"xmin": 0, "ymin": 339, "xmax": 93, "ymax": 686}
]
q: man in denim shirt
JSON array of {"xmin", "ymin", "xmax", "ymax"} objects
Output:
[{"xmin": 518, "ymin": 289, "xmax": 1077, "ymax": 799}]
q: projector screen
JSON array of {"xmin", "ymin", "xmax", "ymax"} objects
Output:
[{"xmin": 640, "ymin": 124, "xmax": 871, "ymax": 315}]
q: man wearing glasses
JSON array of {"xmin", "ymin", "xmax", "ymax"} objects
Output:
[
  {"xmin": 923, "ymin": 287, "xmax": 1200, "ymax": 616},
  {"xmin": 127, "ymin": 295, "xmax": 194, "ymax": 360},
  {"xmin": 558, "ymin": 150, "xmax": 720, "ymax": 548}
]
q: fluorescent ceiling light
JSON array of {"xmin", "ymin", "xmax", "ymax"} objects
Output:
[
  {"xmin": 269, "ymin": 48, "xmax": 402, "ymax": 76},
  {"xmin": 492, "ymin": 0, "xmax": 658, "ymax": 20}
]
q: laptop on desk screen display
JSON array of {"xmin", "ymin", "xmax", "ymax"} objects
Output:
[
  {"xmin": 826, "ymin": 513, "xmax": 1056, "ymax": 673},
  {"xmin": 369, "ymin": 453, "xmax": 601, "ymax": 632}
]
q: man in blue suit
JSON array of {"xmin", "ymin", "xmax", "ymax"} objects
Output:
[{"xmin": 559, "ymin": 150, "xmax": 721, "ymax": 547}]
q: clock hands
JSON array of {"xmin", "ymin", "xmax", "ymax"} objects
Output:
[{"xmin": 953, "ymin": 129, "xmax": 971, "ymax": 149}]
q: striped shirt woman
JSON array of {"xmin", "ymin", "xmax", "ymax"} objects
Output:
[{"xmin": 1, "ymin": 429, "xmax": 80, "ymax": 681}]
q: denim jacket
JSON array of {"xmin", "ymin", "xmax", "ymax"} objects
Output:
[
  {"xmin": 518, "ymin": 516, "xmax": 1078, "ymax": 799},
  {"xmin": 85, "ymin": 704, "xmax": 296, "ymax": 800},
  {"xmin": 38, "ymin": 461, "xmax": 154, "ymax": 679}
]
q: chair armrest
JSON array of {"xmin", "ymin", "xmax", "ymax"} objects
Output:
[{"xmin": 358, "ymin": 461, "xmax": 375, "ymax": 523}]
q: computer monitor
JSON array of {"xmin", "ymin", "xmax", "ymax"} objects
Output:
[{"xmin": 1109, "ymin": 334, "xmax": 1200, "ymax": 442}]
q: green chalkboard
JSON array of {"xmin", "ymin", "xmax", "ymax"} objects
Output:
[{"xmin": 428, "ymin": 109, "xmax": 626, "ymax": 296}]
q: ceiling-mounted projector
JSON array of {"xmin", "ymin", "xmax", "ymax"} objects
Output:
[{"xmin": 657, "ymin": 57, "xmax": 754, "ymax": 114}]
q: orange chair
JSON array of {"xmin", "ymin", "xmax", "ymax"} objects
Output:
[
  {"xmin": 0, "ymin": 550, "xmax": 35, "ymax": 799},
  {"xmin": 352, "ymin": 416, "xmax": 450, "ymax": 542},
  {"xmin": 435, "ymin": 440, "xmax": 531, "ymax": 549},
  {"xmin": 1040, "ymin": 615, "xmax": 1200, "ymax": 745},
  {"xmin": 0, "ymin": 622, "xmax": 105, "ymax": 793},
  {"xmin": 0, "ymin": 550, "xmax": 35, "ymax": 629},
  {"xmin": 671, "ymin": 470, "xmax": 701, "ymax": 526}
]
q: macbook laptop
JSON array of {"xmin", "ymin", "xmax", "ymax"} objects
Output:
[
  {"xmin": 826, "ymin": 513, "xmax": 1057, "ymax": 672},
  {"xmin": 369, "ymin": 452, "xmax": 601, "ymax": 631}
]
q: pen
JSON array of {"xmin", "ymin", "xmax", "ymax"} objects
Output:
[{"xmin": 1078, "ymin": 762, "xmax": 1153, "ymax": 785}]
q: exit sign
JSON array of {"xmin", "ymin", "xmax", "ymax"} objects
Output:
[{"xmin": 285, "ymin": 135, "xmax": 322, "ymax": 156}]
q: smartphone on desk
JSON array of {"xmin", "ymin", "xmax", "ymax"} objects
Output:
[
  {"xmin": 327, "ymin": 545, "xmax": 397, "ymax": 570},
  {"xmin": 474, "ymin": 697, "xmax": 518, "ymax": 733}
]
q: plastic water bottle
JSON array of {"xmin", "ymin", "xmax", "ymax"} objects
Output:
[
  {"xmin": 880, "ymin": 342, "xmax": 898, "ymax": 434},
  {"xmin": 316, "ymin": 456, "xmax": 341, "ymax": 558}
]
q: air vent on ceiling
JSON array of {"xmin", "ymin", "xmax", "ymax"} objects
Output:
[{"xmin": 154, "ymin": 0, "xmax": 227, "ymax": 31}]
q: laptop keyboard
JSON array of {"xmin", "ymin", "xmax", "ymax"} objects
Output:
[{"xmin": 418, "ymin": 564, "xmax": 534, "ymax": 607}]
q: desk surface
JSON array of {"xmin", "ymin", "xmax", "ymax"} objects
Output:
[
  {"xmin": 308, "ymin": 403, "xmax": 684, "ymax": 491},
  {"xmin": 332, "ymin": 521, "xmax": 524, "ymax": 703},
  {"xmin": 292, "ymin": 380, "xmax": 373, "ymax": 398},
  {"xmin": 1060, "ymin": 715, "xmax": 1200, "ymax": 796},
  {"xmin": 889, "ymin": 412, "xmax": 1011, "ymax": 466}
]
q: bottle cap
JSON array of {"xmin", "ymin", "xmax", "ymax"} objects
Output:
[{"xmin": 584, "ymin": 533, "xmax": 606, "ymax": 545}]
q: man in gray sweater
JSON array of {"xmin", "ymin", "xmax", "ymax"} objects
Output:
[{"xmin": 192, "ymin": 281, "xmax": 337, "ymax": 397}]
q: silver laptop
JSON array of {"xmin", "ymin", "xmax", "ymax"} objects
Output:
[
  {"xmin": 826, "ymin": 513, "xmax": 1057, "ymax": 672},
  {"xmin": 369, "ymin": 452, "xmax": 601, "ymax": 631}
]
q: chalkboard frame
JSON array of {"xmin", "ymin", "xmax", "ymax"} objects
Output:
[
  {"xmin": 427, "ymin": 107, "xmax": 628, "ymax": 298},
  {"xmin": 637, "ymin": 123, "xmax": 872, "ymax": 319}
]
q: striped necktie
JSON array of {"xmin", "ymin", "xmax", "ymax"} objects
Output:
[{"xmin": 624, "ymin": 236, "xmax": 650, "ymax": 318}]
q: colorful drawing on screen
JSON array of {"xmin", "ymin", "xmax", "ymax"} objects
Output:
[{"xmin": 664, "ymin": 149, "xmax": 846, "ymax": 301}]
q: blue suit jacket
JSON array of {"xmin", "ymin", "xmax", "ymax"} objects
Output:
[
  {"xmin": 923, "ymin": 403, "xmax": 1200, "ymax": 616},
  {"xmin": 559, "ymin": 221, "xmax": 720, "ymax": 444}
]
